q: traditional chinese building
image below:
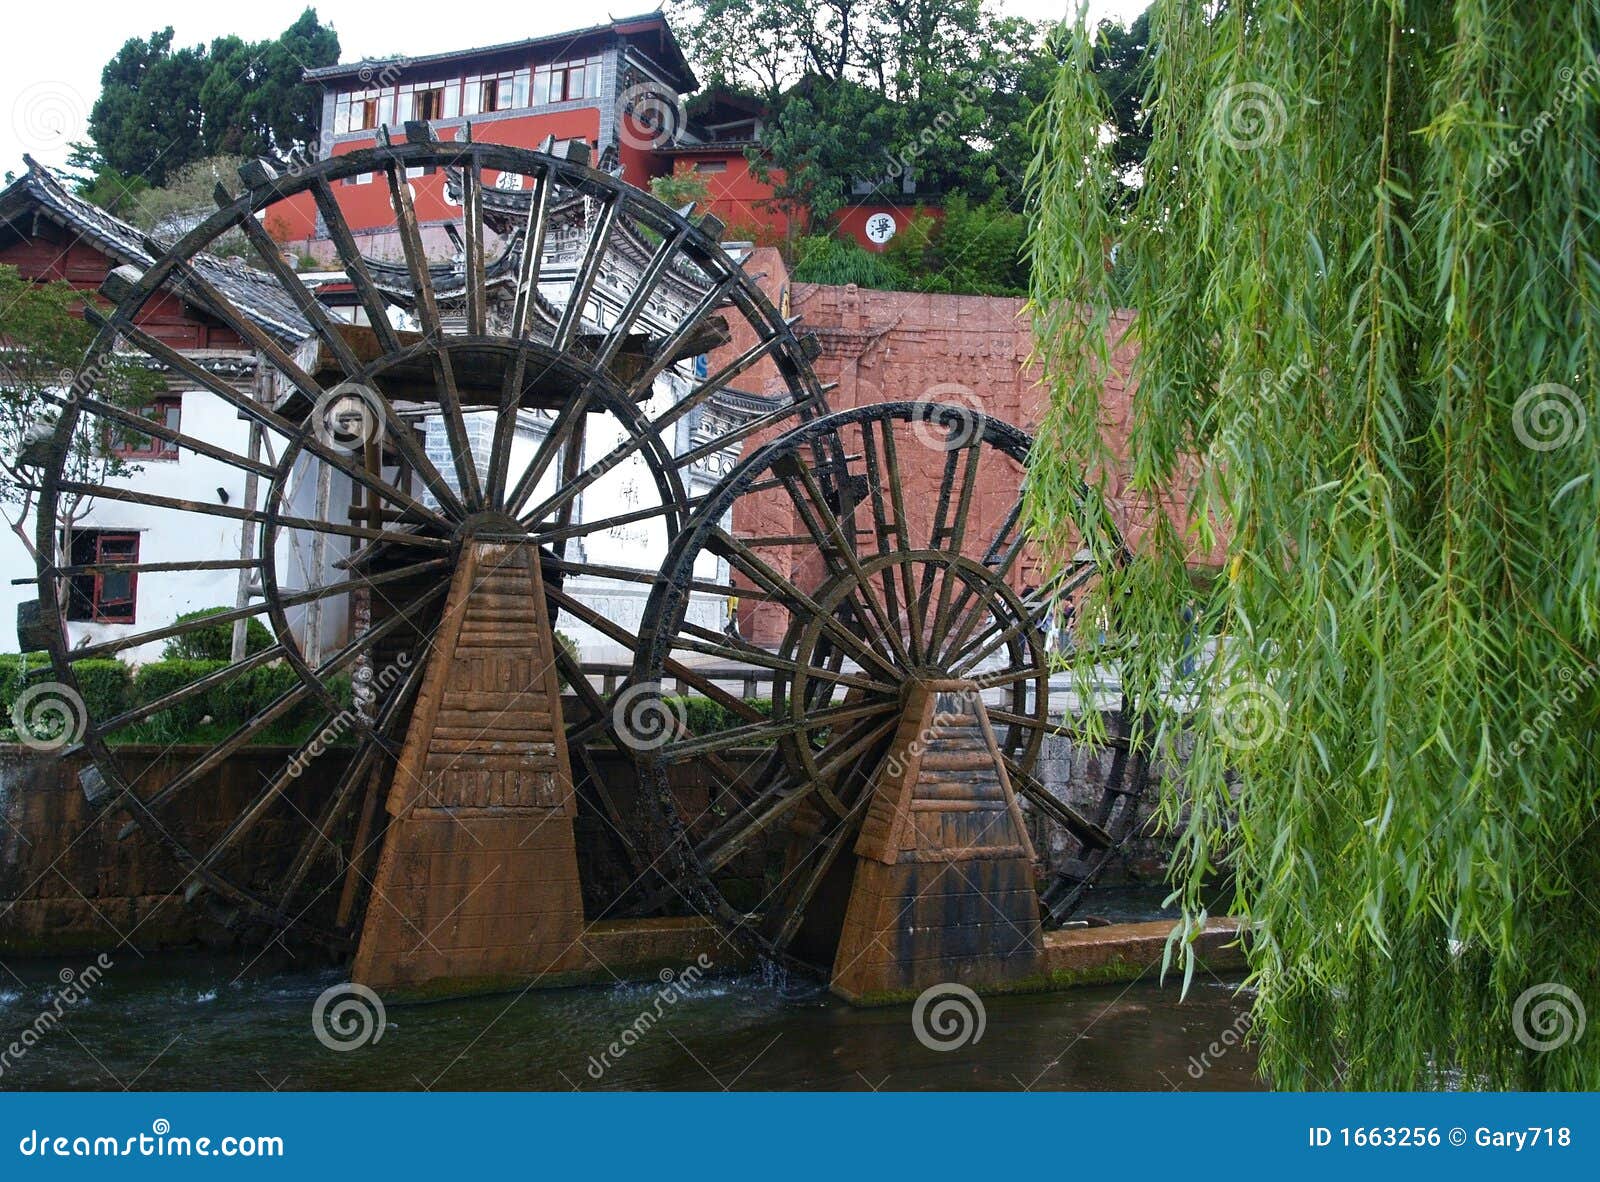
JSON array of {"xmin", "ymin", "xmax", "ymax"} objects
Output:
[{"xmin": 267, "ymin": 13, "xmax": 928, "ymax": 259}]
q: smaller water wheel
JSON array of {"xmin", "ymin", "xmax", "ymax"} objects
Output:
[{"xmin": 628, "ymin": 403, "xmax": 1151, "ymax": 994}]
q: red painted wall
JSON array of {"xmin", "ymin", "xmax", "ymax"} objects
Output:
[
  {"xmin": 0, "ymin": 222, "xmax": 246, "ymax": 350},
  {"xmin": 648, "ymin": 150, "xmax": 790, "ymax": 243},
  {"xmin": 834, "ymin": 203, "xmax": 943, "ymax": 253},
  {"xmin": 267, "ymin": 109, "xmax": 603, "ymax": 241}
]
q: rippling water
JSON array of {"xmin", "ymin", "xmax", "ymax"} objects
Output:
[{"xmin": 0, "ymin": 893, "xmax": 1260, "ymax": 1091}]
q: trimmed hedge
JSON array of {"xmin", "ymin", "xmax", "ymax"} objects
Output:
[
  {"xmin": 1, "ymin": 653, "xmax": 348, "ymax": 746},
  {"xmin": 676, "ymin": 696, "xmax": 773, "ymax": 738},
  {"xmin": 0, "ymin": 654, "xmax": 131, "ymax": 728}
]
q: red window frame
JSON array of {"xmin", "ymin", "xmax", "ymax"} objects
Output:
[
  {"xmin": 66, "ymin": 531, "xmax": 139, "ymax": 624},
  {"xmin": 110, "ymin": 395, "xmax": 181, "ymax": 460}
]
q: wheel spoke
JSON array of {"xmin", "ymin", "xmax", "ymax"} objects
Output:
[
  {"xmin": 310, "ymin": 177, "xmax": 402, "ymax": 355},
  {"xmin": 384, "ymin": 158, "xmax": 483, "ymax": 506}
]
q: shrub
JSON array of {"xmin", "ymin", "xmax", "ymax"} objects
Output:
[
  {"xmin": 161, "ymin": 607, "xmax": 273, "ymax": 661},
  {"xmin": 791, "ymin": 233, "xmax": 909, "ymax": 289},
  {"xmin": 676, "ymin": 695, "xmax": 773, "ymax": 738},
  {"xmin": 0, "ymin": 654, "xmax": 130, "ymax": 731}
]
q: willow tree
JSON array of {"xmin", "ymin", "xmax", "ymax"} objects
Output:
[{"xmin": 1026, "ymin": 2, "xmax": 1599, "ymax": 1089}]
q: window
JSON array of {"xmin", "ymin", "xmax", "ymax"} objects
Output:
[
  {"xmin": 465, "ymin": 69, "xmax": 530, "ymax": 116},
  {"xmin": 694, "ymin": 160, "xmax": 728, "ymax": 174},
  {"xmin": 109, "ymin": 395, "xmax": 181, "ymax": 460},
  {"xmin": 415, "ymin": 87, "xmax": 445, "ymax": 121},
  {"xmin": 534, "ymin": 56, "xmax": 603, "ymax": 105},
  {"xmin": 66, "ymin": 531, "xmax": 139, "ymax": 624}
]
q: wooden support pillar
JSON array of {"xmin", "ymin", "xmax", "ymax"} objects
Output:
[
  {"xmin": 830, "ymin": 681, "xmax": 1046, "ymax": 1004},
  {"xmin": 352, "ymin": 527, "xmax": 590, "ymax": 998}
]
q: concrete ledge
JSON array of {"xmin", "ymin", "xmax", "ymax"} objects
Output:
[{"xmin": 1041, "ymin": 917, "xmax": 1246, "ymax": 986}]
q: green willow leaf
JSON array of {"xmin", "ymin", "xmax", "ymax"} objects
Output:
[{"xmin": 1026, "ymin": 0, "xmax": 1600, "ymax": 1090}]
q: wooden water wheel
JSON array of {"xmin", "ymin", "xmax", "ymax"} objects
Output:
[
  {"xmin": 22, "ymin": 131, "xmax": 825, "ymax": 956},
  {"xmin": 627, "ymin": 403, "xmax": 1152, "ymax": 990}
]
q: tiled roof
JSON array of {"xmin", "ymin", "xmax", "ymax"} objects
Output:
[
  {"xmin": 0, "ymin": 157, "xmax": 311, "ymax": 345},
  {"xmin": 303, "ymin": 12, "xmax": 696, "ymax": 91}
]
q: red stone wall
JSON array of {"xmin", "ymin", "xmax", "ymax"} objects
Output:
[{"xmin": 718, "ymin": 250, "xmax": 1217, "ymax": 638}]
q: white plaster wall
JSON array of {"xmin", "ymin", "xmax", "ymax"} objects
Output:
[{"xmin": 0, "ymin": 386, "xmax": 294, "ymax": 663}]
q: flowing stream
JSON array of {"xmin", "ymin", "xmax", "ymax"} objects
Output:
[{"xmin": 0, "ymin": 891, "xmax": 1260, "ymax": 1091}]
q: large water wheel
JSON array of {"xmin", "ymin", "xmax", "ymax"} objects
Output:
[
  {"xmin": 22, "ymin": 132, "xmax": 823, "ymax": 965},
  {"xmin": 627, "ymin": 404, "xmax": 1151, "ymax": 997}
]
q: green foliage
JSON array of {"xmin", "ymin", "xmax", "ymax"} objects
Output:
[
  {"xmin": 1027, "ymin": 2, "xmax": 1600, "ymax": 1090},
  {"xmin": 553, "ymin": 630, "xmax": 580, "ymax": 688},
  {"xmin": 0, "ymin": 653, "xmax": 344, "ymax": 747},
  {"xmin": 124, "ymin": 659, "xmax": 339, "ymax": 745},
  {"xmin": 128, "ymin": 156, "xmax": 250, "ymax": 253},
  {"xmin": 887, "ymin": 194, "xmax": 1029, "ymax": 295},
  {"xmin": 674, "ymin": 696, "xmax": 773, "ymax": 738},
  {"xmin": 0, "ymin": 655, "xmax": 130, "ymax": 738},
  {"xmin": 790, "ymin": 195, "xmax": 1028, "ymax": 295},
  {"xmin": 671, "ymin": 0, "xmax": 1055, "ymax": 230},
  {"xmin": 0, "ymin": 265, "xmax": 160, "ymax": 559},
  {"xmin": 649, "ymin": 165, "xmax": 713, "ymax": 213},
  {"xmin": 160, "ymin": 607, "xmax": 273, "ymax": 662},
  {"xmin": 57, "ymin": 142, "xmax": 149, "ymax": 215},
  {"xmin": 88, "ymin": 9, "xmax": 338, "ymax": 187},
  {"xmin": 0, "ymin": 655, "xmax": 131, "ymax": 726},
  {"xmin": 791, "ymin": 233, "xmax": 907, "ymax": 288}
]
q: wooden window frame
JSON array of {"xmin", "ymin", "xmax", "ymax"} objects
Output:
[
  {"xmin": 66, "ymin": 530, "xmax": 139, "ymax": 624},
  {"xmin": 109, "ymin": 394, "xmax": 181, "ymax": 461}
]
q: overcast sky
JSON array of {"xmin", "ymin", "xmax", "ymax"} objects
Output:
[{"xmin": 2, "ymin": 1, "xmax": 1149, "ymax": 178}]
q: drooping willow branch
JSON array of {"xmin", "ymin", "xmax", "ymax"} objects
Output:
[{"xmin": 1025, "ymin": 0, "xmax": 1600, "ymax": 1090}]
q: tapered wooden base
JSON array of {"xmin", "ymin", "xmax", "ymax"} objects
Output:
[
  {"xmin": 830, "ymin": 681, "xmax": 1046, "ymax": 1003},
  {"xmin": 352, "ymin": 537, "xmax": 589, "ymax": 997}
]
